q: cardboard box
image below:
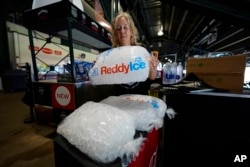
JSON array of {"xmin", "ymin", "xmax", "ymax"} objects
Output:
[{"xmin": 186, "ymin": 55, "xmax": 247, "ymax": 93}]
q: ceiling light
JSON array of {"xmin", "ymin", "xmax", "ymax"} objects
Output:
[
  {"xmin": 158, "ymin": 30, "xmax": 163, "ymax": 36},
  {"xmin": 158, "ymin": 26, "xmax": 164, "ymax": 36}
]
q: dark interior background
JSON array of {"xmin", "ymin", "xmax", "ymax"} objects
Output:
[{"xmin": 2, "ymin": 0, "xmax": 250, "ymax": 62}]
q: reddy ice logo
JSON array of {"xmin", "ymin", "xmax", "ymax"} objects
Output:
[
  {"xmin": 91, "ymin": 57, "xmax": 146, "ymax": 76},
  {"xmin": 55, "ymin": 86, "xmax": 71, "ymax": 106}
]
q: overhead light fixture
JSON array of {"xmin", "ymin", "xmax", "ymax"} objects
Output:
[
  {"xmin": 158, "ymin": 30, "xmax": 163, "ymax": 36},
  {"xmin": 157, "ymin": 26, "xmax": 164, "ymax": 36}
]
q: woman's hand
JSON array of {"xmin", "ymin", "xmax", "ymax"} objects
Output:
[{"xmin": 148, "ymin": 56, "xmax": 160, "ymax": 80}]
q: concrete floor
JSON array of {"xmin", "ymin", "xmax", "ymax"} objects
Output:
[{"xmin": 0, "ymin": 91, "xmax": 56, "ymax": 167}]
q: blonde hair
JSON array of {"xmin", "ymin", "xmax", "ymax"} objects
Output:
[{"xmin": 111, "ymin": 11, "xmax": 140, "ymax": 47}]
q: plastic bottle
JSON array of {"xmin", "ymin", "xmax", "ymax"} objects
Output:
[
  {"xmin": 156, "ymin": 62, "xmax": 162, "ymax": 79},
  {"xmin": 162, "ymin": 63, "xmax": 171, "ymax": 84},
  {"xmin": 170, "ymin": 62, "xmax": 177, "ymax": 84},
  {"xmin": 46, "ymin": 71, "xmax": 57, "ymax": 80},
  {"xmin": 176, "ymin": 62, "xmax": 183, "ymax": 83}
]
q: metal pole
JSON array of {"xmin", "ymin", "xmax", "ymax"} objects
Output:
[
  {"xmin": 66, "ymin": 18, "xmax": 76, "ymax": 82},
  {"xmin": 28, "ymin": 29, "xmax": 39, "ymax": 81}
]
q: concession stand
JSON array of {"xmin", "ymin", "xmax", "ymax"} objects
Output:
[
  {"xmin": 23, "ymin": 1, "xmax": 162, "ymax": 167},
  {"xmin": 23, "ymin": 0, "xmax": 115, "ymax": 123}
]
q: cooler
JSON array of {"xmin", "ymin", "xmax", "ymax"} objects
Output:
[
  {"xmin": 53, "ymin": 128, "xmax": 159, "ymax": 167},
  {"xmin": 128, "ymin": 128, "xmax": 159, "ymax": 167}
]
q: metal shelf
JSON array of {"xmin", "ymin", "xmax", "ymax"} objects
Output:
[{"xmin": 23, "ymin": 0, "xmax": 112, "ymax": 82}]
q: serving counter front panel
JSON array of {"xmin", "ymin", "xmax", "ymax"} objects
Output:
[
  {"xmin": 162, "ymin": 92, "xmax": 250, "ymax": 166},
  {"xmin": 32, "ymin": 81, "xmax": 117, "ymax": 124}
]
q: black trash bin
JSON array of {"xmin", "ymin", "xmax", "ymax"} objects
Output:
[
  {"xmin": 53, "ymin": 135, "xmax": 122, "ymax": 167},
  {"xmin": 0, "ymin": 70, "xmax": 27, "ymax": 92}
]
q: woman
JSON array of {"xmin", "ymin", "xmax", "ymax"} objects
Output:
[{"xmin": 111, "ymin": 11, "xmax": 160, "ymax": 94}]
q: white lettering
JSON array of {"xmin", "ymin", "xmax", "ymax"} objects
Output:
[
  {"xmin": 234, "ymin": 155, "xmax": 247, "ymax": 162},
  {"xmin": 55, "ymin": 86, "xmax": 71, "ymax": 106}
]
